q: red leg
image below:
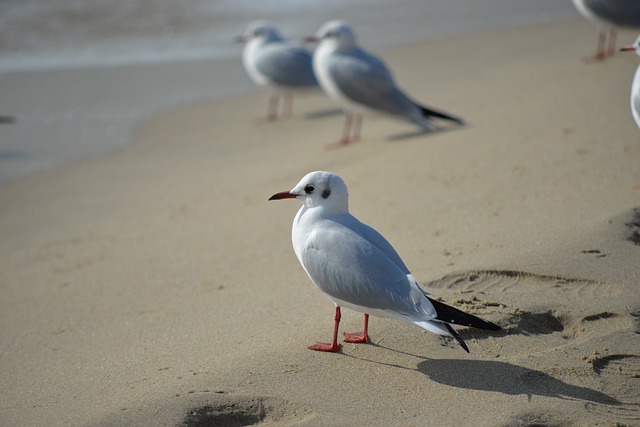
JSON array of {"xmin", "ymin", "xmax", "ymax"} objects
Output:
[
  {"xmin": 328, "ymin": 112, "xmax": 353, "ymax": 148},
  {"xmin": 605, "ymin": 28, "xmax": 617, "ymax": 58},
  {"xmin": 308, "ymin": 306, "xmax": 342, "ymax": 352},
  {"xmin": 583, "ymin": 28, "xmax": 606, "ymax": 62},
  {"xmin": 350, "ymin": 113, "xmax": 363, "ymax": 143},
  {"xmin": 344, "ymin": 313, "xmax": 369, "ymax": 343}
]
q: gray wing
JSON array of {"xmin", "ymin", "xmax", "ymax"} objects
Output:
[
  {"xmin": 327, "ymin": 48, "xmax": 418, "ymax": 118},
  {"xmin": 300, "ymin": 217, "xmax": 428, "ymax": 316},
  {"xmin": 583, "ymin": 0, "xmax": 640, "ymax": 26},
  {"xmin": 254, "ymin": 43, "xmax": 318, "ymax": 87},
  {"xmin": 334, "ymin": 214, "xmax": 411, "ymax": 274}
]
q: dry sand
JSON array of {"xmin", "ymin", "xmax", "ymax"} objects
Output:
[{"xmin": 1, "ymin": 20, "xmax": 640, "ymax": 426}]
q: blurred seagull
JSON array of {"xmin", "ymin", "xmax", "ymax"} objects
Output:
[
  {"xmin": 236, "ymin": 20, "xmax": 318, "ymax": 121},
  {"xmin": 621, "ymin": 36, "xmax": 640, "ymax": 129},
  {"xmin": 572, "ymin": 0, "xmax": 640, "ymax": 60},
  {"xmin": 269, "ymin": 171, "xmax": 500, "ymax": 353},
  {"xmin": 306, "ymin": 20, "xmax": 463, "ymax": 147}
]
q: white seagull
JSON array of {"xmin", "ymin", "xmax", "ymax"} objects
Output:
[
  {"xmin": 572, "ymin": 0, "xmax": 640, "ymax": 60},
  {"xmin": 306, "ymin": 20, "xmax": 463, "ymax": 147},
  {"xmin": 236, "ymin": 21, "xmax": 318, "ymax": 121},
  {"xmin": 621, "ymin": 36, "xmax": 640, "ymax": 129},
  {"xmin": 269, "ymin": 171, "xmax": 500, "ymax": 353}
]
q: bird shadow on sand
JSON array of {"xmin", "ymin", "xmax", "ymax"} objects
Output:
[
  {"xmin": 303, "ymin": 107, "xmax": 345, "ymax": 120},
  {"xmin": 386, "ymin": 122, "xmax": 467, "ymax": 142},
  {"xmin": 416, "ymin": 358, "xmax": 619, "ymax": 405},
  {"xmin": 343, "ymin": 343, "xmax": 619, "ymax": 406},
  {"xmin": 0, "ymin": 115, "xmax": 16, "ymax": 124},
  {"xmin": 0, "ymin": 150, "xmax": 29, "ymax": 160}
]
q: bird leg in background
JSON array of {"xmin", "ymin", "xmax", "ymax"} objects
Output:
[
  {"xmin": 282, "ymin": 93, "xmax": 293, "ymax": 119},
  {"xmin": 308, "ymin": 306, "xmax": 342, "ymax": 352},
  {"xmin": 606, "ymin": 28, "xmax": 618, "ymax": 58},
  {"xmin": 343, "ymin": 313, "xmax": 369, "ymax": 343},
  {"xmin": 336, "ymin": 112, "xmax": 353, "ymax": 146},
  {"xmin": 267, "ymin": 93, "xmax": 294, "ymax": 121},
  {"xmin": 351, "ymin": 113, "xmax": 363, "ymax": 142},
  {"xmin": 590, "ymin": 27, "xmax": 617, "ymax": 61},
  {"xmin": 330, "ymin": 111, "xmax": 363, "ymax": 148}
]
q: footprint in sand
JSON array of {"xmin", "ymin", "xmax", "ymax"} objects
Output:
[
  {"xmin": 427, "ymin": 270, "xmax": 635, "ymax": 345},
  {"xmin": 180, "ymin": 395, "xmax": 314, "ymax": 427},
  {"xmin": 568, "ymin": 312, "xmax": 635, "ymax": 339}
]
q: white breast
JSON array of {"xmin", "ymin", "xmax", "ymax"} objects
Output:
[
  {"xmin": 313, "ymin": 43, "xmax": 358, "ymax": 110},
  {"xmin": 242, "ymin": 40, "xmax": 270, "ymax": 87},
  {"xmin": 632, "ymin": 66, "xmax": 640, "ymax": 129}
]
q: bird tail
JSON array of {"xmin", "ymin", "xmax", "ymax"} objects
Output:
[
  {"xmin": 444, "ymin": 323, "xmax": 469, "ymax": 353},
  {"xmin": 418, "ymin": 105, "xmax": 464, "ymax": 125},
  {"xmin": 421, "ymin": 297, "xmax": 501, "ymax": 353},
  {"xmin": 413, "ymin": 319, "xmax": 471, "ymax": 353},
  {"xmin": 427, "ymin": 297, "xmax": 501, "ymax": 331}
]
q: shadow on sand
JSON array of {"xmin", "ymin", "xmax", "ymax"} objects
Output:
[
  {"xmin": 386, "ymin": 122, "xmax": 467, "ymax": 142},
  {"xmin": 416, "ymin": 358, "xmax": 619, "ymax": 405},
  {"xmin": 303, "ymin": 107, "xmax": 345, "ymax": 120},
  {"xmin": 344, "ymin": 343, "xmax": 619, "ymax": 406}
]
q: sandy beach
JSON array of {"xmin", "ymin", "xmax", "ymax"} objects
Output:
[{"xmin": 1, "ymin": 19, "xmax": 640, "ymax": 426}]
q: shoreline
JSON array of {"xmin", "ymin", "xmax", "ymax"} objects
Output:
[
  {"xmin": 1, "ymin": 19, "xmax": 640, "ymax": 426},
  {"xmin": 0, "ymin": 55, "xmax": 253, "ymax": 189},
  {"xmin": 0, "ymin": 13, "xmax": 582, "ymax": 189}
]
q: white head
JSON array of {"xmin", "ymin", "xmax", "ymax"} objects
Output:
[
  {"xmin": 269, "ymin": 171, "xmax": 349, "ymax": 215},
  {"xmin": 311, "ymin": 20, "xmax": 357, "ymax": 52},
  {"xmin": 621, "ymin": 35, "xmax": 640, "ymax": 58},
  {"xmin": 237, "ymin": 20, "xmax": 284, "ymax": 44}
]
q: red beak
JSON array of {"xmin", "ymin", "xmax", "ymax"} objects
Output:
[
  {"xmin": 268, "ymin": 191, "xmax": 298, "ymax": 201},
  {"xmin": 620, "ymin": 45, "xmax": 636, "ymax": 52},
  {"xmin": 303, "ymin": 35, "xmax": 320, "ymax": 43}
]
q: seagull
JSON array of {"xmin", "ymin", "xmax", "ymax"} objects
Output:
[
  {"xmin": 306, "ymin": 20, "xmax": 464, "ymax": 147},
  {"xmin": 269, "ymin": 171, "xmax": 500, "ymax": 353},
  {"xmin": 621, "ymin": 36, "xmax": 640, "ymax": 129},
  {"xmin": 572, "ymin": 0, "xmax": 640, "ymax": 60},
  {"xmin": 236, "ymin": 20, "xmax": 319, "ymax": 121}
]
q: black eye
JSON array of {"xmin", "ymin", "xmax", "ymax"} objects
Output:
[{"xmin": 304, "ymin": 184, "xmax": 315, "ymax": 194}]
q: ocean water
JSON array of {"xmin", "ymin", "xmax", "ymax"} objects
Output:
[{"xmin": 0, "ymin": 0, "xmax": 579, "ymax": 187}]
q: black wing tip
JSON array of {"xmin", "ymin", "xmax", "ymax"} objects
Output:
[
  {"xmin": 418, "ymin": 106, "xmax": 465, "ymax": 125},
  {"xmin": 464, "ymin": 315, "xmax": 502, "ymax": 331},
  {"xmin": 455, "ymin": 317, "xmax": 501, "ymax": 332},
  {"xmin": 483, "ymin": 321, "xmax": 502, "ymax": 332},
  {"xmin": 428, "ymin": 297, "xmax": 502, "ymax": 331},
  {"xmin": 444, "ymin": 323, "xmax": 470, "ymax": 353}
]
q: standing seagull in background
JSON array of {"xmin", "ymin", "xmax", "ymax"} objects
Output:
[
  {"xmin": 572, "ymin": 0, "xmax": 640, "ymax": 61},
  {"xmin": 269, "ymin": 171, "xmax": 500, "ymax": 353},
  {"xmin": 236, "ymin": 21, "xmax": 318, "ymax": 121},
  {"xmin": 306, "ymin": 20, "xmax": 464, "ymax": 147},
  {"xmin": 621, "ymin": 36, "xmax": 640, "ymax": 129}
]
